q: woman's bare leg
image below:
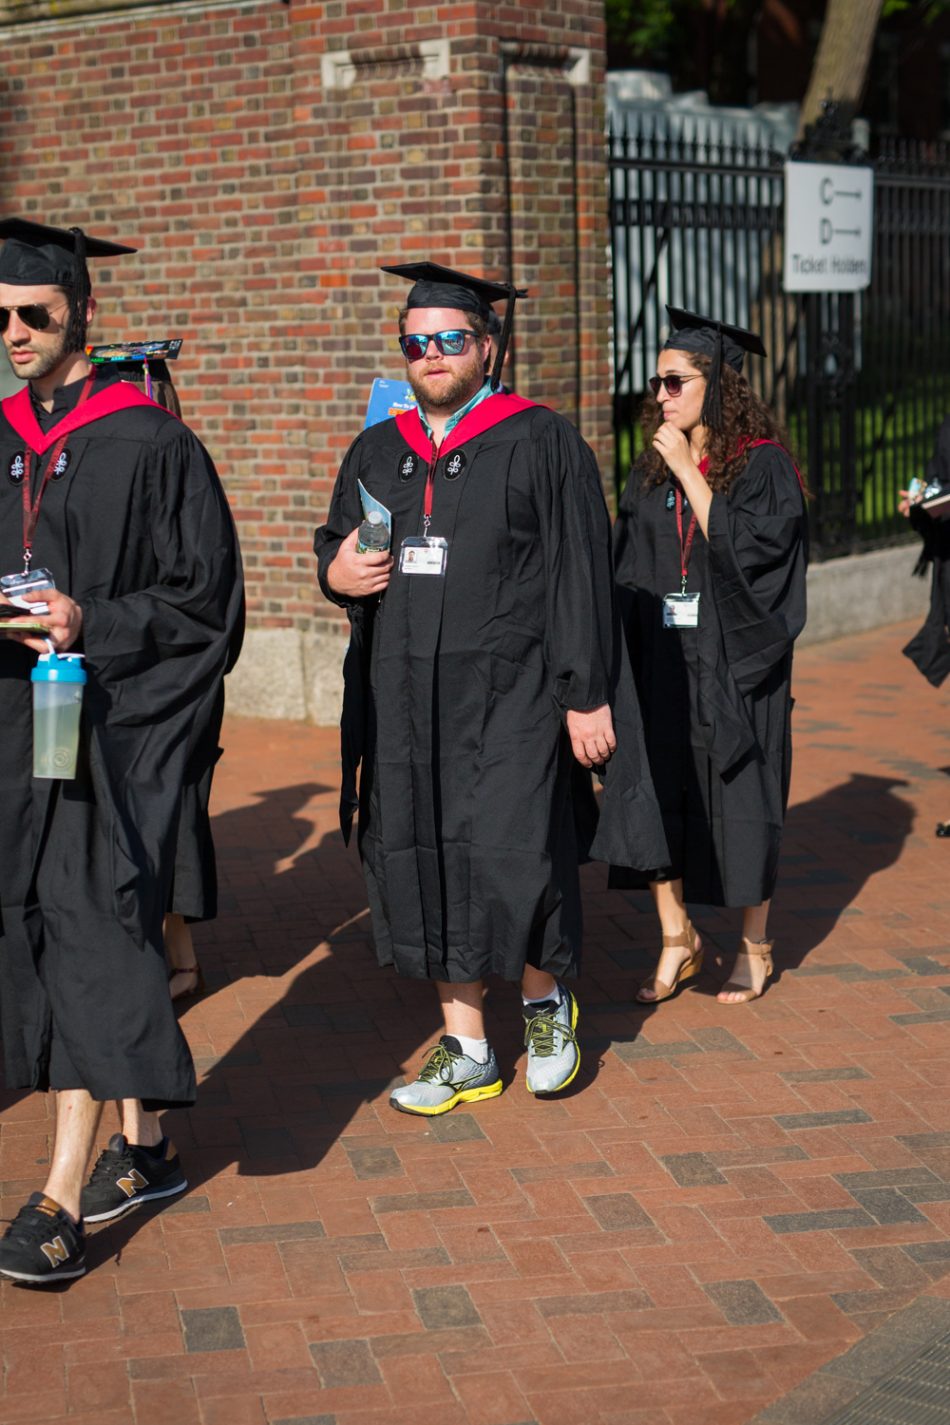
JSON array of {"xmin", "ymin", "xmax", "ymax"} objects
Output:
[
  {"xmin": 717, "ymin": 899, "xmax": 772, "ymax": 1002},
  {"xmin": 638, "ymin": 879, "xmax": 697, "ymax": 1001}
]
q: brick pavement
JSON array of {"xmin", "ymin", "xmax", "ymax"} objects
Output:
[{"xmin": 2, "ymin": 617, "xmax": 950, "ymax": 1425}]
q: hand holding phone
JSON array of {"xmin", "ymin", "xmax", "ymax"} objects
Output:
[{"xmin": 0, "ymin": 567, "xmax": 55, "ymax": 615}]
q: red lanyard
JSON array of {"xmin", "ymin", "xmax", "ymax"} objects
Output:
[
  {"xmin": 674, "ymin": 486, "xmax": 698, "ymax": 594},
  {"xmin": 422, "ymin": 437, "xmax": 442, "ymax": 535},
  {"xmin": 21, "ymin": 371, "xmax": 95, "ymax": 570},
  {"xmin": 675, "ymin": 455, "xmax": 708, "ymax": 594}
]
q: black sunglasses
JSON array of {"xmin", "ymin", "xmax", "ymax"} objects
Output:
[
  {"xmin": 648, "ymin": 372, "xmax": 703, "ymax": 398},
  {"xmin": 399, "ymin": 329, "xmax": 476, "ymax": 362},
  {"xmin": 0, "ymin": 303, "xmax": 67, "ymax": 334}
]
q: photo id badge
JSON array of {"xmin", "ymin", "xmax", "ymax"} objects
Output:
[
  {"xmin": 398, "ymin": 536, "xmax": 449, "ymax": 576},
  {"xmin": 662, "ymin": 592, "xmax": 700, "ymax": 629}
]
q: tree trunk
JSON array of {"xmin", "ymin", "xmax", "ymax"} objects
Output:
[{"xmin": 797, "ymin": 0, "xmax": 885, "ymax": 138}]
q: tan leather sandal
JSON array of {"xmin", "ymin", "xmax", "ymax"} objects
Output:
[
  {"xmin": 717, "ymin": 937, "xmax": 774, "ymax": 1004},
  {"xmin": 636, "ymin": 921, "xmax": 703, "ymax": 1004}
]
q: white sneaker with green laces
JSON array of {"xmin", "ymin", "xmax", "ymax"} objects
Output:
[
  {"xmin": 523, "ymin": 984, "xmax": 580, "ymax": 1094},
  {"xmin": 389, "ymin": 1036, "xmax": 503, "ymax": 1116}
]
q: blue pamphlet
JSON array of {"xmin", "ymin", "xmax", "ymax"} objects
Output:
[
  {"xmin": 365, "ymin": 377, "xmax": 417, "ymax": 429},
  {"xmin": 358, "ymin": 480, "xmax": 392, "ymax": 538}
]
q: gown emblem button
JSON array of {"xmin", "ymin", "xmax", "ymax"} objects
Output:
[
  {"xmin": 397, "ymin": 452, "xmax": 418, "ymax": 481},
  {"xmin": 444, "ymin": 450, "xmax": 466, "ymax": 480},
  {"xmin": 8, "ymin": 452, "xmax": 25, "ymax": 485}
]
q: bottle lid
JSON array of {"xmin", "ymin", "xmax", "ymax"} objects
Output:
[
  {"xmin": 31, "ymin": 651, "xmax": 87, "ymax": 684},
  {"xmin": 366, "ymin": 510, "xmax": 383, "ymax": 525}
]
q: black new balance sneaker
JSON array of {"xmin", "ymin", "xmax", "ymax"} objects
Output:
[
  {"xmin": 0, "ymin": 1193, "xmax": 86, "ymax": 1284},
  {"xmin": 80, "ymin": 1134, "xmax": 187, "ymax": 1224}
]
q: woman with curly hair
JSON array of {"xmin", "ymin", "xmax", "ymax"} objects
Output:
[{"xmin": 611, "ymin": 308, "xmax": 808, "ymax": 1006}]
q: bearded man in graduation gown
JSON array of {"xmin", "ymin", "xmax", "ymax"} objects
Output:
[
  {"xmin": 314, "ymin": 261, "xmax": 650, "ymax": 1118},
  {"xmin": 0, "ymin": 219, "xmax": 243, "ymax": 1285}
]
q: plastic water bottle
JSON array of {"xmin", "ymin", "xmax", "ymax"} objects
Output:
[
  {"xmin": 31, "ymin": 651, "xmax": 87, "ymax": 779},
  {"xmin": 356, "ymin": 510, "xmax": 390, "ymax": 553}
]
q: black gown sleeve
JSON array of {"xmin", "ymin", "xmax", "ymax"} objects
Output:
[
  {"xmin": 705, "ymin": 446, "xmax": 808, "ymax": 694},
  {"xmin": 612, "ymin": 460, "xmax": 646, "ymax": 590},
  {"xmin": 81, "ymin": 426, "xmax": 242, "ymax": 721},
  {"xmin": 312, "ymin": 434, "xmax": 376, "ymax": 841},
  {"xmin": 313, "ymin": 434, "xmax": 367, "ymax": 610},
  {"xmin": 904, "ymin": 417, "xmax": 950, "ymax": 686},
  {"xmin": 565, "ymin": 455, "xmax": 670, "ymax": 872},
  {"xmin": 530, "ymin": 415, "xmax": 614, "ymax": 713}
]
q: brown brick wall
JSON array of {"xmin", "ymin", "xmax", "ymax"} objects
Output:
[{"xmin": 0, "ymin": 0, "xmax": 610, "ymax": 681}]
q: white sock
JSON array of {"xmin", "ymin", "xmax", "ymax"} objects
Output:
[
  {"xmin": 451, "ymin": 1034, "xmax": 489, "ymax": 1063},
  {"xmin": 523, "ymin": 983, "xmax": 561, "ymax": 1008}
]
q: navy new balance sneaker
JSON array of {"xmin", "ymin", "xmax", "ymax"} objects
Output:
[
  {"xmin": 80, "ymin": 1134, "xmax": 187, "ymax": 1223},
  {"xmin": 0, "ymin": 1194, "xmax": 86, "ymax": 1284}
]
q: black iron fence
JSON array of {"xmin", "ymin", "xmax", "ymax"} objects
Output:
[{"xmin": 608, "ymin": 118, "xmax": 950, "ymax": 556}]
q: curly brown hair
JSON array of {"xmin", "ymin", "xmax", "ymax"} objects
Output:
[{"xmin": 639, "ymin": 354, "xmax": 796, "ymax": 494}]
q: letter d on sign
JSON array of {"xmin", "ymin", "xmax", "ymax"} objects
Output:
[{"xmin": 820, "ymin": 218, "xmax": 833, "ymax": 245}]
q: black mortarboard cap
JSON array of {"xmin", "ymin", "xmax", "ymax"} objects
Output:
[
  {"xmin": 662, "ymin": 307, "xmax": 766, "ymax": 429},
  {"xmin": 382, "ymin": 260, "xmax": 528, "ymax": 392},
  {"xmin": 0, "ymin": 218, "xmax": 137, "ymax": 355},
  {"xmin": 0, "ymin": 218, "xmax": 136, "ymax": 287}
]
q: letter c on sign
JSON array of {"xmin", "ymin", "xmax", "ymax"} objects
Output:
[{"xmin": 821, "ymin": 177, "xmax": 834, "ymax": 205}]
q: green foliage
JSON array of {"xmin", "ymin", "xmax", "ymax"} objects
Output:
[
  {"xmin": 605, "ymin": 0, "xmax": 690, "ymax": 56},
  {"xmin": 882, "ymin": 0, "xmax": 949, "ymax": 16},
  {"xmin": 605, "ymin": 0, "xmax": 766, "ymax": 102}
]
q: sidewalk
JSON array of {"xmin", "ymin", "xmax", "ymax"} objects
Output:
[{"xmin": 2, "ymin": 618, "xmax": 950, "ymax": 1425}]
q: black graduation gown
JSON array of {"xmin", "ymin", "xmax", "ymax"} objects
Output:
[
  {"xmin": 611, "ymin": 443, "xmax": 808, "ymax": 907},
  {"xmin": 903, "ymin": 417, "xmax": 950, "ymax": 687},
  {"xmin": 0, "ymin": 378, "xmax": 243, "ymax": 1107},
  {"xmin": 314, "ymin": 394, "xmax": 661, "ymax": 983},
  {"xmin": 168, "ymin": 601, "xmax": 245, "ymax": 922}
]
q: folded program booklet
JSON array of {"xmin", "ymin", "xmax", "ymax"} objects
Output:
[
  {"xmin": 0, "ymin": 619, "xmax": 48, "ymax": 636},
  {"xmin": 922, "ymin": 488, "xmax": 950, "ymax": 520}
]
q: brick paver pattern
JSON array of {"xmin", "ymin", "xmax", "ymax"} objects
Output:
[{"xmin": 2, "ymin": 618, "xmax": 949, "ymax": 1425}]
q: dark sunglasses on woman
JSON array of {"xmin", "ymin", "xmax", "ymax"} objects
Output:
[{"xmin": 648, "ymin": 373, "xmax": 703, "ymax": 398}]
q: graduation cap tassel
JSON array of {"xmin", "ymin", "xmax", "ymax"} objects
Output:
[
  {"xmin": 67, "ymin": 226, "xmax": 91, "ymax": 354},
  {"xmin": 490, "ymin": 287, "xmax": 516, "ymax": 392},
  {"xmin": 700, "ymin": 329, "xmax": 724, "ymax": 430}
]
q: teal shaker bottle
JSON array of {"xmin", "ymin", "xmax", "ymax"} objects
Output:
[{"xmin": 31, "ymin": 651, "xmax": 87, "ymax": 779}]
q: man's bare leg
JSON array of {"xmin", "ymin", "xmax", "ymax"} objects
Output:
[
  {"xmin": 117, "ymin": 1100, "xmax": 163, "ymax": 1149},
  {"xmin": 521, "ymin": 966, "xmax": 558, "ymax": 1001},
  {"xmin": 42, "ymin": 1089, "xmax": 103, "ymax": 1222},
  {"xmin": 436, "ymin": 979, "xmax": 486, "ymax": 1039},
  {"xmin": 389, "ymin": 980, "xmax": 501, "ymax": 1114}
]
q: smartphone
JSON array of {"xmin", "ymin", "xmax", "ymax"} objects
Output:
[{"xmin": 0, "ymin": 567, "xmax": 54, "ymax": 614}]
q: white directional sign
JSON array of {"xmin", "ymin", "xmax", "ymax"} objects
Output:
[{"xmin": 783, "ymin": 160, "xmax": 874, "ymax": 292}]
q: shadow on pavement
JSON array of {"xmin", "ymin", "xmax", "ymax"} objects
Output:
[
  {"xmin": 99, "ymin": 780, "xmax": 609, "ymax": 1223},
  {"xmin": 772, "ymin": 770, "xmax": 914, "ymax": 972}
]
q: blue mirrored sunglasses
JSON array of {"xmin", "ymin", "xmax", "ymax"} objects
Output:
[{"xmin": 399, "ymin": 329, "xmax": 475, "ymax": 362}]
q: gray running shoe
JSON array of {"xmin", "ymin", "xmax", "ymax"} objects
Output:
[
  {"xmin": 390, "ymin": 1036, "xmax": 503, "ymax": 1117},
  {"xmin": 523, "ymin": 985, "xmax": 580, "ymax": 1094}
]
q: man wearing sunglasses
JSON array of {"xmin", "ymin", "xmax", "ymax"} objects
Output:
[
  {"xmin": 0, "ymin": 218, "xmax": 243, "ymax": 1286},
  {"xmin": 314, "ymin": 261, "xmax": 658, "ymax": 1121}
]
